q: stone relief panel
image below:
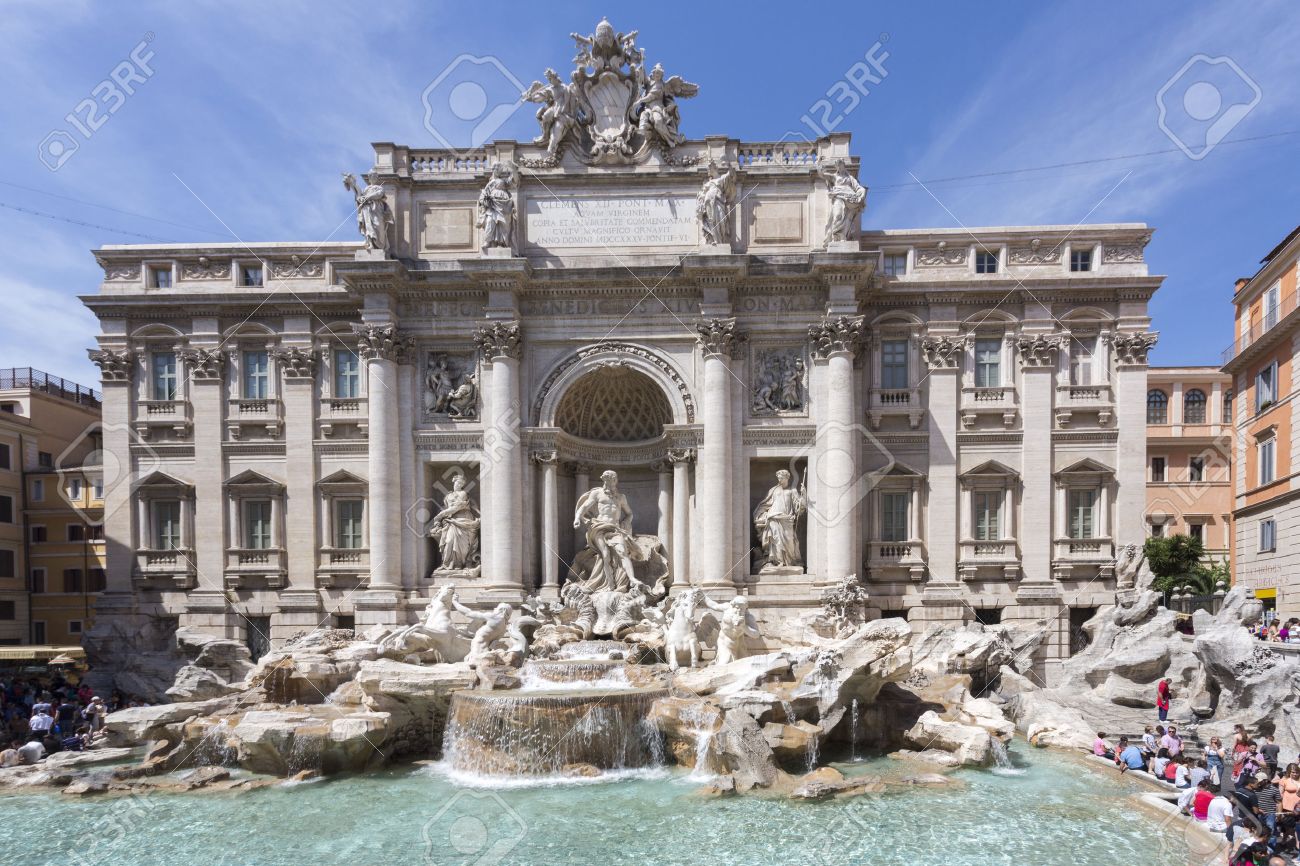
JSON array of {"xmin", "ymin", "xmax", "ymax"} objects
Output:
[
  {"xmin": 750, "ymin": 346, "xmax": 806, "ymax": 417},
  {"xmin": 423, "ymin": 351, "xmax": 479, "ymax": 420},
  {"xmin": 1007, "ymin": 240, "xmax": 1061, "ymax": 266},
  {"xmin": 915, "ymin": 243, "xmax": 968, "ymax": 267}
]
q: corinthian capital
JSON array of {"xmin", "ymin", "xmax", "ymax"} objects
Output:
[
  {"xmin": 474, "ymin": 321, "xmax": 523, "ymax": 360},
  {"xmin": 920, "ymin": 335, "xmax": 965, "ymax": 369},
  {"xmin": 1112, "ymin": 331, "xmax": 1159, "ymax": 366},
  {"xmin": 1015, "ymin": 333, "xmax": 1065, "ymax": 369},
  {"xmin": 807, "ymin": 315, "xmax": 865, "ymax": 361},
  {"xmin": 696, "ymin": 318, "xmax": 746, "ymax": 358},
  {"xmin": 179, "ymin": 348, "xmax": 226, "ymax": 380},
  {"xmin": 272, "ymin": 346, "xmax": 317, "ymax": 379},
  {"xmin": 87, "ymin": 349, "xmax": 134, "ymax": 383},
  {"xmin": 351, "ymin": 323, "xmax": 398, "ymax": 361}
]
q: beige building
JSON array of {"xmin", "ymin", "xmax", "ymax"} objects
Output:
[
  {"xmin": 1144, "ymin": 366, "xmax": 1233, "ymax": 561},
  {"xmin": 79, "ymin": 26, "xmax": 1162, "ymax": 682},
  {"xmin": 0, "ymin": 368, "xmax": 106, "ymax": 645}
]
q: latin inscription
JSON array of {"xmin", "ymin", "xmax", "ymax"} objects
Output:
[{"xmin": 525, "ymin": 195, "xmax": 697, "ymax": 249}]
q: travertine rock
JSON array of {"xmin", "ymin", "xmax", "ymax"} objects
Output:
[{"xmin": 903, "ymin": 710, "xmax": 993, "ymax": 766}]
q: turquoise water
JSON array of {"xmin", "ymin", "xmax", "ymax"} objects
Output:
[{"xmin": 3, "ymin": 746, "xmax": 1183, "ymax": 866}]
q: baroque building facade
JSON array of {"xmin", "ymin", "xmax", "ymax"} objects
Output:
[{"xmin": 81, "ymin": 23, "xmax": 1161, "ymax": 680}]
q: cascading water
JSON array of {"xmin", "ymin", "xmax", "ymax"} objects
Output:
[
  {"xmin": 990, "ymin": 738, "xmax": 1023, "ymax": 776},
  {"xmin": 849, "ymin": 698, "xmax": 860, "ymax": 762},
  {"xmin": 518, "ymin": 660, "xmax": 633, "ymax": 692},
  {"xmin": 191, "ymin": 719, "xmax": 236, "ymax": 767}
]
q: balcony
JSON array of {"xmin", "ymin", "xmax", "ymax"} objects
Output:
[
  {"xmin": 865, "ymin": 540, "xmax": 927, "ymax": 581},
  {"xmin": 1051, "ymin": 536, "xmax": 1114, "ymax": 580},
  {"xmin": 316, "ymin": 547, "xmax": 371, "ymax": 588},
  {"xmin": 134, "ymin": 399, "xmax": 192, "ymax": 439},
  {"xmin": 227, "ymin": 398, "xmax": 283, "ymax": 439},
  {"xmin": 960, "ymin": 386, "xmax": 1017, "ymax": 428},
  {"xmin": 1055, "ymin": 384, "xmax": 1114, "ymax": 427},
  {"xmin": 957, "ymin": 539, "xmax": 1020, "ymax": 580},
  {"xmin": 1223, "ymin": 290, "xmax": 1296, "ymax": 366},
  {"xmin": 867, "ymin": 388, "xmax": 924, "ymax": 429},
  {"xmin": 224, "ymin": 547, "xmax": 286, "ymax": 588},
  {"xmin": 133, "ymin": 548, "xmax": 196, "ymax": 589},
  {"xmin": 320, "ymin": 396, "xmax": 368, "ymax": 437}
]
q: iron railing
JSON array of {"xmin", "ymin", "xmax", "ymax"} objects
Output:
[
  {"xmin": 0, "ymin": 367, "xmax": 101, "ymax": 408},
  {"xmin": 1222, "ymin": 291, "xmax": 1297, "ymax": 364}
]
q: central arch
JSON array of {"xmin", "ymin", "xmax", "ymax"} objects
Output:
[
  {"xmin": 554, "ymin": 366, "xmax": 673, "ymax": 442},
  {"xmin": 533, "ymin": 342, "xmax": 694, "ymax": 428}
]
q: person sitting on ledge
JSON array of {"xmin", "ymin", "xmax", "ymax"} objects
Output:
[
  {"xmin": 1164, "ymin": 754, "xmax": 1183, "ymax": 785},
  {"xmin": 1150, "ymin": 747, "xmax": 1172, "ymax": 779},
  {"xmin": 1206, "ymin": 788, "xmax": 1236, "ymax": 835},
  {"xmin": 1189, "ymin": 757, "xmax": 1211, "ymax": 789},
  {"xmin": 1118, "ymin": 739, "xmax": 1147, "ymax": 774},
  {"xmin": 1173, "ymin": 755, "xmax": 1192, "ymax": 788},
  {"xmin": 1163, "ymin": 724, "xmax": 1184, "ymax": 758},
  {"xmin": 1193, "ymin": 779, "xmax": 1217, "ymax": 822},
  {"xmin": 1093, "ymin": 732, "xmax": 1114, "ymax": 760}
]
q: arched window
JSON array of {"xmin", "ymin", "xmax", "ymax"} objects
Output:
[
  {"xmin": 1183, "ymin": 389, "xmax": 1207, "ymax": 424},
  {"xmin": 1223, "ymin": 390, "xmax": 1234, "ymax": 424},
  {"xmin": 1147, "ymin": 390, "xmax": 1168, "ymax": 424}
]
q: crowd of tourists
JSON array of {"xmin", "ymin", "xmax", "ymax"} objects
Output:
[
  {"xmin": 1255, "ymin": 618, "xmax": 1300, "ymax": 643},
  {"xmin": 1094, "ymin": 722, "xmax": 1297, "ymax": 863},
  {"xmin": 0, "ymin": 674, "xmax": 147, "ymax": 768}
]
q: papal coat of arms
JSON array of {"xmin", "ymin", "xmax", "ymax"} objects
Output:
[{"xmin": 521, "ymin": 18, "xmax": 699, "ymax": 166}]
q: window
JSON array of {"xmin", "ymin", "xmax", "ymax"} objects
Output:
[
  {"xmin": 30, "ymin": 568, "xmax": 45, "ymax": 594},
  {"xmin": 881, "ymin": 339, "xmax": 908, "ymax": 390},
  {"xmin": 336, "ymin": 499, "xmax": 364, "ymax": 549},
  {"xmin": 69, "ymin": 478, "xmax": 83, "ymax": 501},
  {"xmin": 1260, "ymin": 518, "xmax": 1276, "ymax": 552},
  {"xmin": 1259, "ymin": 437, "xmax": 1276, "ymax": 485},
  {"xmin": 239, "ymin": 263, "xmax": 264, "ymax": 287},
  {"xmin": 0, "ymin": 601, "xmax": 14, "ymax": 621},
  {"xmin": 973, "ymin": 491, "xmax": 1001, "ymax": 540},
  {"xmin": 880, "ymin": 492, "xmax": 909, "ymax": 542},
  {"xmin": 1188, "ymin": 523, "xmax": 1204, "ymax": 544},
  {"xmin": 0, "ymin": 549, "xmax": 13, "ymax": 578},
  {"xmin": 68, "ymin": 620, "xmax": 83, "ymax": 635},
  {"xmin": 0, "ymin": 495, "xmax": 12, "ymax": 524},
  {"xmin": 149, "ymin": 266, "xmax": 172, "ymax": 289},
  {"xmin": 1183, "ymin": 389, "xmax": 1206, "ymax": 424},
  {"xmin": 334, "ymin": 349, "xmax": 361, "ymax": 398},
  {"xmin": 973, "ymin": 338, "xmax": 1001, "ymax": 388},
  {"xmin": 0, "ymin": 443, "xmax": 9, "ymax": 471},
  {"xmin": 92, "ymin": 477, "xmax": 103, "ymax": 500},
  {"xmin": 88, "ymin": 568, "xmax": 105, "ymax": 592},
  {"xmin": 975, "ymin": 250, "xmax": 999, "ymax": 274},
  {"xmin": 151, "ymin": 351, "xmax": 178, "ymax": 401},
  {"xmin": 38, "ymin": 451, "xmax": 52, "ymax": 468},
  {"xmin": 1147, "ymin": 390, "xmax": 1168, "ymax": 424},
  {"xmin": 1189, "ymin": 457, "xmax": 1204, "ymax": 482},
  {"xmin": 63, "ymin": 569, "xmax": 83, "ymax": 593},
  {"xmin": 1070, "ymin": 337, "xmax": 1095, "ymax": 386},
  {"xmin": 1070, "ymin": 249, "xmax": 1093, "ymax": 272},
  {"xmin": 1264, "ymin": 282, "xmax": 1281, "ymax": 330},
  {"xmin": 1068, "ymin": 489, "xmax": 1096, "ymax": 539},
  {"xmin": 31, "ymin": 622, "xmax": 45, "ymax": 643},
  {"xmin": 973, "ymin": 608, "xmax": 1002, "ymax": 626},
  {"xmin": 243, "ymin": 351, "xmax": 270, "ymax": 399},
  {"xmin": 67, "ymin": 524, "xmax": 85, "ymax": 542},
  {"xmin": 881, "ymin": 252, "xmax": 907, "ymax": 276},
  {"xmin": 244, "ymin": 500, "xmax": 273, "ymax": 549},
  {"xmin": 31, "ymin": 479, "xmax": 43, "ymax": 502},
  {"xmin": 152, "ymin": 500, "xmax": 182, "ymax": 549},
  {"xmin": 1149, "ymin": 520, "xmax": 1166, "ymax": 538},
  {"xmin": 1223, "ymin": 390, "xmax": 1234, "ymax": 424},
  {"xmin": 1256, "ymin": 364, "xmax": 1277, "ymax": 412},
  {"xmin": 1150, "ymin": 457, "xmax": 1166, "ymax": 482},
  {"xmin": 29, "ymin": 526, "xmax": 46, "ymax": 543},
  {"xmin": 87, "ymin": 524, "xmax": 103, "ymax": 541}
]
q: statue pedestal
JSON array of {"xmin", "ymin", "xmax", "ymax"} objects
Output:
[
  {"xmin": 483, "ymin": 246, "xmax": 517, "ymax": 258},
  {"xmin": 825, "ymin": 240, "xmax": 859, "ymax": 253},
  {"xmin": 353, "ymin": 248, "xmax": 389, "ymax": 261},
  {"xmin": 695, "ymin": 243, "xmax": 734, "ymax": 256},
  {"xmin": 428, "ymin": 566, "xmax": 482, "ymax": 581}
]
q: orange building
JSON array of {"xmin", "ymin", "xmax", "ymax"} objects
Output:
[
  {"xmin": 1222, "ymin": 224, "xmax": 1300, "ymax": 617},
  {"xmin": 1144, "ymin": 366, "xmax": 1233, "ymax": 562}
]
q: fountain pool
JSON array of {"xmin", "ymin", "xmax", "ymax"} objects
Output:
[{"xmin": 2, "ymin": 747, "xmax": 1190, "ymax": 865}]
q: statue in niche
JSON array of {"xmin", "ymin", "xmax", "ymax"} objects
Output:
[
  {"xmin": 423, "ymin": 353, "xmax": 477, "ymax": 419},
  {"xmin": 696, "ymin": 162, "xmax": 735, "ymax": 246},
  {"xmin": 522, "ymin": 69, "xmax": 589, "ymax": 159},
  {"xmin": 572, "ymin": 470, "xmax": 638, "ymax": 593},
  {"xmin": 822, "ymin": 160, "xmax": 866, "ymax": 245},
  {"xmin": 632, "ymin": 63, "xmax": 698, "ymax": 148},
  {"xmin": 429, "ymin": 473, "xmax": 480, "ymax": 574},
  {"xmin": 751, "ymin": 350, "xmax": 805, "ymax": 414},
  {"xmin": 702, "ymin": 595, "xmax": 761, "ymax": 666},
  {"xmin": 476, "ymin": 162, "xmax": 517, "ymax": 252},
  {"xmin": 753, "ymin": 469, "xmax": 806, "ymax": 571},
  {"xmin": 342, "ymin": 172, "xmax": 393, "ymax": 253}
]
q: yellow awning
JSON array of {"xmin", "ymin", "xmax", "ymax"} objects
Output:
[
  {"xmin": 0, "ymin": 645, "xmax": 86, "ymax": 662},
  {"xmin": 1254, "ymin": 588, "xmax": 1277, "ymax": 599}
]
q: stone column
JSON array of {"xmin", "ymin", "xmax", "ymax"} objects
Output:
[
  {"xmin": 475, "ymin": 322, "xmax": 524, "ymax": 594},
  {"xmin": 533, "ymin": 451, "xmax": 559, "ymax": 596},
  {"xmin": 668, "ymin": 449, "xmax": 693, "ymax": 583},
  {"xmin": 918, "ymin": 334, "xmax": 963, "ymax": 613},
  {"xmin": 654, "ymin": 461, "xmax": 672, "ymax": 553},
  {"xmin": 808, "ymin": 316, "xmax": 866, "ymax": 583},
  {"xmin": 696, "ymin": 319, "xmax": 745, "ymax": 589},
  {"xmin": 274, "ymin": 343, "xmax": 322, "ymax": 635},
  {"xmin": 352, "ymin": 323, "xmax": 403, "ymax": 626},
  {"xmin": 1017, "ymin": 333, "xmax": 1063, "ymax": 590},
  {"xmin": 1114, "ymin": 332, "xmax": 1159, "ymax": 558},
  {"xmin": 571, "ymin": 462, "xmax": 590, "ymax": 553}
]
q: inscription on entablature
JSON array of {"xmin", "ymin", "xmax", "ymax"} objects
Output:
[{"xmin": 520, "ymin": 296, "xmax": 698, "ymax": 317}]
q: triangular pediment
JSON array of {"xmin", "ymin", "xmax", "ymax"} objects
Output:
[
  {"xmin": 1054, "ymin": 457, "xmax": 1114, "ymax": 477},
  {"xmin": 224, "ymin": 469, "xmax": 284, "ymax": 490},
  {"xmin": 960, "ymin": 459, "xmax": 1018, "ymax": 479},
  {"xmin": 317, "ymin": 469, "xmax": 367, "ymax": 490},
  {"xmin": 136, "ymin": 470, "xmax": 193, "ymax": 490}
]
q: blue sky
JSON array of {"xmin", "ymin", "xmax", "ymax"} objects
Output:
[{"xmin": 2, "ymin": 0, "xmax": 1298, "ymax": 387}]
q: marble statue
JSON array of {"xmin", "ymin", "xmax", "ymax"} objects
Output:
[
  {"xmin": 1115, "ymin": 543, "xmax": 1153, "ymax": 591},
  {"xmin": 572, "ymin": 470, "xmax": 638, "ymax": 593},
  {"xmin": 455, "ymin": 598, "xmax": 514, "ymax": 666},
  {"xmin": 569, "ymin": 19, "xmax": 637, "ymax": 72},
  {"xmin": 663, "ymin": 588, "xmax": 703, "ymax": 671},
  {"xmin": 429, "ymin": 473, "xmax": 481, "ymax": 573},
  {"xmin": 342, "ymin": 172, "xmax": 393, "ymax": 252},
  {"xmin": 377, "ymin": 585, "xmax": 471, "ymax": 662},
  {"xmin": 477, "ymin": 163, "xmax": 517, "ymax": 252},
  {"xmin": 445, "ymin": 372, "xmax": 477, "ymax": 418},
  {"xmin": 822, "ymin": 160, "xmax": 866, "ymax": 245},
  {"xmin": 696, "ymin": 162, "xmax": 735, "ymax": 246},
  {"xmin": 751, "ymin": 351, "xmax": 805, "ymax": 414},
  {"xmin": 633, "ymin": 63, "xmax": 698, "ymax": 148},
  {"xmin": 522, "ymin": 69, "xmax": 588, "ymax": 159},
  {"xmin": 753, "ymin": 470, "xmax": 806, "ymax": 570},
  {"xmin": 702, "ymin": 595, "xmax": 761, "ymax": 666}
]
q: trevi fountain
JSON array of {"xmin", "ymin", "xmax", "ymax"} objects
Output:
[{"xmin": 9, "ymin": 17, "xmax": 1297, "ymax": 866}]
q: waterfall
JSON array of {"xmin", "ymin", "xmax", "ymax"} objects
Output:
[
  {"xmin": 805, "ymin": 729, "xmax": 820, "ymax": 772},
  {"xmin": 849, "ymin": 698, "xmax": 860, "ymax": 762},
  {"xmin": 990, "ymin": 738, "xmax": 1023, "ymax": 776},
  {"xmin": 781, "ymin": 700, "xmax": 796, "ymax": 724},
  {"xmin": 192, "ymin": 719, "xmax": 235, "ymax": 767}
]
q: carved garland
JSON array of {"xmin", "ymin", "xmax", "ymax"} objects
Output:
[{"xmin": 532, "ymin": 342, "xmax": 696, "ymax": 425}]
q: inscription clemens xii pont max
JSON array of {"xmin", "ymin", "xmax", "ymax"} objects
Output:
[{"xmin": 525, "ymin": 194, "xmax": 698, "ymax": 249}]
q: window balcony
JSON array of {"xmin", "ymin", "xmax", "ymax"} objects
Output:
[
  {"xmin": 134, "ymin": 399, "xmax": 192, "ymax": 439},
  {"xmin": 867, "ymin": 388, "xmax": 924, "ymax": 429},
  {"xmin": 960, "ymin": 386, "xmax": 1017, "ymax": 428},
  {"xmin": 957, "ymin": 539, "xmax": 1020, "ymax": 580},
  {"xmin": 1051, "ymin": 536, "xmax": 1114, "ymax": 580},
  {"xmin": 320, "ymin": 396, "xmax": 368, "ymax": 437},
  {"xmin": 1055, "ymin": 384, "xmax": 1114, "ymax": 427},
  {"xmin": 133, "ymin": 547, "xmax": 196, "ymax": 589},
  {"xmin": 227, "ymin": 398, "xmax": 283, "ymax": 439},
  {"xmin": 224, "ymin": 547, "xmax": 286, "ymax": 588},
  {"xmin": 865, "ymin": 540, "xmax": 927, "ymax": 581},
  {"xmin": 316, "ymin": 547, "xmax": 371, "ymax": 588}
]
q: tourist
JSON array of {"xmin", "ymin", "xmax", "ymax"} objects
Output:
[
  {"xmin": 1279, "ymin": 764, "xmax": 1300, "ymax": 814},
  {"xmin": 82, "ymin": 696, "xmax": 107, "ymax": 732},
  {"xmin": 1162, "ymin": 725, "xmax": 1184, "ymax": 757},
  {"xmin": 1093, "ymin": 732, "xmax": 1114, "ymax": 759},
  {"xmin": 1156, "ymin": 677, "xmax": 1172, "ymax": 722},
  {"xmin": 1260, "ymin": 735, "xmax": 1281, "ymax": 779},
  {"xmin": 1164, "ymin": 754, "xmax": 1182, "ymax": 784},
  {"xmin": 1228, "ymin": 824, "xmax": 1269, "ymax": 866},
  {"xmin": 1256, "ymin": 771, "xmax": 1282, "ymax": 839},
  {"xmin": 1151, "ymin": 747, "xmax": 1171, "ymax": 779},
  {"xmin": 16, "ymin": 738, "xmax": 44, "ymax": 765},
  {"xmin": 1118, "ymin": 739, "xmax": 1147, "ymax": 774},
  {"xmin": 1207, "ymin": 789, "xmax": 1236, "ymax": 834},
  {"xmin": 1142, "ymin": 725, "xmax": 1158, "ymax": 757},
  {"xmin": 1278, "ymin": 621, "xmax": 1291, "ymax": 642},
  {"xmin": 1174, "ymin": 756, "xmax": 1192, "ymax": 788},
  {"xmin": 28, "ymin": 707, "xmax": 54, "ymax": 738},
  {"xmin": 54, "ymin": 699, "xmax": 78, "ymax": 736},
  {"xmin": 1193, "ymin": 779, "xmax": 1217, "ymax": 821},
  {"xmin": 1208, "ymin": 737, "xmax": 1229, "ymax": 786}
]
